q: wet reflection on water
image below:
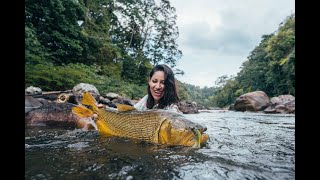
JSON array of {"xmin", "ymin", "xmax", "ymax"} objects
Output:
[{"xmin": 25, "ymin": 110, "xmax": 294, "ymax": 179}]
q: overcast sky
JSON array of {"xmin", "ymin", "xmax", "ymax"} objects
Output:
[{"xmin": 170, "ymin": 0, "xmax": 295, "ymax": 88}]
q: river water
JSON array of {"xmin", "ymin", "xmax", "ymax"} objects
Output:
[{"xmin": 25, "ymin": 110, "xmax": 295, "ymax": 180}]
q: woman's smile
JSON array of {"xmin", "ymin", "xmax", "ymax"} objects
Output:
[{"xmin": 149, "ymin": 71, "xmax": 165, "ymax": 104}]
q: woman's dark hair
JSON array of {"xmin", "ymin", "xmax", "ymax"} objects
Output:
[{"xmin": 147, "ymin": 64, "xmax": 180, "ymax": 109}]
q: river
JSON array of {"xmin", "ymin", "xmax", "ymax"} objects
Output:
[{"xmin": 25, "ymin": 110, "xmax": 295, "ymax": 180}]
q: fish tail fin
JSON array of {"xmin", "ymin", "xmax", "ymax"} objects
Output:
[
  {"xmin": 81, "ymin": 91, "xmax": 100, "ymax": 112},
  {"xmin": 72, "ymin": 105, "xmax": 95, "ymax": 118}
]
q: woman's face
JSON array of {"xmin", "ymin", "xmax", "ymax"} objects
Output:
[{"xmin": 149, "ymin": 70, "xmax": 165, "ymax": 104}]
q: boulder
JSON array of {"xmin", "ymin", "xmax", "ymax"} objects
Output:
[
  {"xmin": 25, "ymin": 86, "xmax": 42, "ymax": 95},
  {"xmin": 72, "ymin": 83, "xmax": 100, "ymax": 104},
  {"xmin": 178, "ymin": 101, "xmax": 199, "ymax": 114},
  {"xmin": 25, "ymin": 102, "xmax": 95, "ymax": 130},
  {"xmin": 105, "ymin": 92, "xmax": 120, "ymax": 100},
  {"xmin": 25, "ymin": 95, "xmax": 43, "ymax": 113},
  {"xmin": 234, "ymin": 91, "xmax": 270, "ymax": 112},
  {"xmin": 264, "ymin": 95, "xmax": 295, "ymax": 114}
]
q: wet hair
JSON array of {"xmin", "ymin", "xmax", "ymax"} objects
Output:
[{"xmin": 147, "ymin": 64, "xmax": 180, "ymax": 109}]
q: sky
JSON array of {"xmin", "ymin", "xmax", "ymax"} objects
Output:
[{"xmin": 170, "ymin": 0, "xmax": 295, "ymax": 88}]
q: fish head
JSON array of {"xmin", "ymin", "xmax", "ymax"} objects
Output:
[{"xmin": 158, "ymin": 116, "xmax": 209, "ymax": 148}]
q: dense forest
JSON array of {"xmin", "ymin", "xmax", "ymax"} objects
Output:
[
  {"xmin": 25, "ymin": 0, "xmax": 182, "ymax": 99},
  {"xmin": 25, "ymin": 0, "xmax": 295, "ymax": 108}
]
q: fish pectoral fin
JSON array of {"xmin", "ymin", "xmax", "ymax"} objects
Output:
[
  {"xmin": 72, "ymin": 105, "xmax": 95, "ymax": 118},
  {"xmin": 116, "ymin": 104, "xmax": 136, "ymax": 111}
]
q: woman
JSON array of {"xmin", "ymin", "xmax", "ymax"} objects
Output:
[{"xmin": 134, "ymin": 64, "xmax": 182, "ymax": 114}]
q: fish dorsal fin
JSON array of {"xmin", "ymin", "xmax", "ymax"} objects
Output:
[
  {"xmin": 82, "ymin": 92, "xmax": 97, "ymax": 105},
  {"xmin": 116, "ymin": 104, "xmax": 136, "ymax": 111},
  {"xmin": 81, "ymin": 92, "xmax": 99, "ymax": 112},
  {"xmin": 72, "ymin": 105, "xmax": 95, "ymax": 118}
]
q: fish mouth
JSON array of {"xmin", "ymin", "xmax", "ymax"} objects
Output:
[
  {"xmin": 192, "ymin": 128, "xmax": 201, "ymax": 148},
  {"xmin": 191, "ymin": 128, "xmax": 208, "ymax": 148},
  {"xmin": 191, "ymin": 128, "xmax": 209, "ymax": 148}
]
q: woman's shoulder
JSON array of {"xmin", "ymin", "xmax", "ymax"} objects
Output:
[
  {"xmin": 133, "ymin": 95, "xmax": 148, "ymax": 110},
  {"xmin": 165, "ymin": 103, "xmax": 182, "ymax": 114}
]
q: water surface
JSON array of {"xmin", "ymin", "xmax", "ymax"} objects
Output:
[{"xmin": 25, "ymin": 110, "xmax": 295, "ymax": 179}]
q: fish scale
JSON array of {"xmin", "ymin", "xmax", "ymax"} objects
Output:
[{"xmin": 98, "ymin": 109, "xmax": 166, "ymax": 143}]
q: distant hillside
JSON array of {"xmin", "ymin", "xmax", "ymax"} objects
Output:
[{"xmin": 177, "ymin": 13, "xmax": 295, "ymax": 108}]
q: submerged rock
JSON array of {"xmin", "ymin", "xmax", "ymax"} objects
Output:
[{"xmin": 25, "ymin": 102, "xmax": 95, "ymax": 130}]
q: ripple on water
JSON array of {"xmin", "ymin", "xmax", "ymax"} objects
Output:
[
  {"xmin": 67, "ymin": 142, "xmax": 90, "ymax": 150},
  {"xmin": 25, "ymin": 110, "xmax": 294, "ymax": 180}
]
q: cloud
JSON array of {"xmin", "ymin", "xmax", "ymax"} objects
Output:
[
  {"xmin": 182, "ymin": 22, "xmax": 254, "ymax": 55},
  {"xmin": 170, "ymin": 0, "xmax": 295, "ymax": 88},
  {"xmin": 174, "ymin": 52, "xmax": 245, "ymax": 88}
]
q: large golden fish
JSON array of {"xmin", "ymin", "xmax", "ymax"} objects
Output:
[{"xmin": 72, "ymin": 92, "xmax": 209, "ymax": 148}]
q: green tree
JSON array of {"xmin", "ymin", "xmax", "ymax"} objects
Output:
[
  {"xmin": 235, "ymin": 14, "xmax": 295, "ymax": 97},
  {"xmin": 109, "ymin": 0, "xmax": 182, "ymax": 67},
  {"xmin": 25, "ymin": 0, "xmax": 87, "ymax": 65}
]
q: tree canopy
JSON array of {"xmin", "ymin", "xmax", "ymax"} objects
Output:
[{"xmin": 26, "ymin": 0, "xmax": 182, "ymax": 97}]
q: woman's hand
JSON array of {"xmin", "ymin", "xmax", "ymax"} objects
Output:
[{"xmin": 97, "ymin": 104, "xmax": 105, "ymax": 108}]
